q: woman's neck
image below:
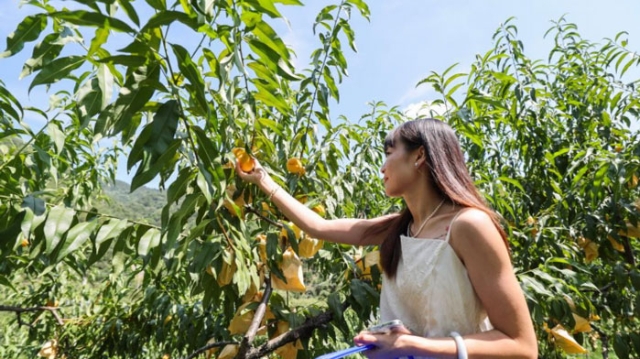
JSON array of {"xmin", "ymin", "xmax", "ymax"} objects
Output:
[{"xmin": 404, "ymin": 183, "xmax": 445, "ymax": 227}]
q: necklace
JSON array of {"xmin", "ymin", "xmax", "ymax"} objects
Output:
[{"xmin": 408, "ymin": 199, "xmax": 446, "ymax": 237}]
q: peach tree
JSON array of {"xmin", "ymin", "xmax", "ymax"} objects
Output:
[{"xmin": 0, "ymin": 0, "xmax": 392, "ymax": 357}]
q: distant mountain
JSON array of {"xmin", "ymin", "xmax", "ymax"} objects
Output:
[{"xmin": 96, "ymin": 180, "xmax": 165, "ymax": 226}]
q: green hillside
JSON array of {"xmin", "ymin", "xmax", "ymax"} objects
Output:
[{"xmin": 95, "ymin": 180, "xmax": 165, "ymax": 226}]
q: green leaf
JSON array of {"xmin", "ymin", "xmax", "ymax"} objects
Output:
[
  {"xmin": 88, "ymin": 26, "xmax": 110, "ymax": 56},
  {"xmin": 141, "ymin": 11, "xmax": 197, "ymax": 32},
  {"xmin": 0, "ymin": 211, "xmax": 26, "ymax": 249},
  {"xmin": 0, "ymin": 83, "xmax": 24, "ymax": 121},
  {"xmin": 138, "ymin": 227, "xmax": 162, "ymax": 256},
  {"xmin": 95, "ymin": 219, "xmax": 128, "ymax": 245},
  {"xmin": 167, "ymin": 167, "xmax": 196, "ymax": 204},
  {"xmin": 117, "ymin": 0, "xmax": 141, "ymax": 26},
  {"xmin": 96, "ymin": 63, "xmax": 160, "ymax": 138},
  {"xmin": 128, "ymin": 124, "xmax": 154, "ymax": 170},
  {"xmin": 247, "ymin": 38, "xmax": 280, "ymax": 72},
  {"xmin": 47, "ymin": 122, "xmax": 66, "ymax": 155},
  {"xmin": 111, "ymin": 230, "xmax": 130, "ymax": 276},
  {"xmin": 196, "ymin": 170, "xmax": 212, "ymax": 203},
  {"xmin": 498, "ymin": 176, "xmax": 524, "ymax": 192},
  {"xmin": 29, "ymin": 55, "xmax": 85, "ymax": 92},
  {"xmin": 252, "ymin": 20, "xmax": 289, "ymax": 61},
  {"xmin": 349, "ymin": 279, "xmax": 375, "ymax": 311},
  {"xmin": 21, "ymin": 195, "xmax": 46, "ymax": 215},
  {"xmin": 274, "ymin": 0, "xmax": 302, "ymax": 4},
  {"xmin": 519, "ymin": 275, "xmax": 553, "ymax": 297},
  {"xmin": 244, "ymin": 0, "xmax": 282, "ymax": 18},
  {"xmin": 630, "ymin": 333, "xmax": 640, "ymax": 356},
  {"xmin": 257, "ymin": 117, "xmax": 283, "ymax": 136},
  {"xmin": 0, "ymin": 14, "xmax": 47, "ymax": 58},
  {"xmin": 191, "ymin": 126, "xmax": 219, "ymax": 167},
  {"xmin": 614, "ymin": 334, "xmax": 630, "ymax": 359},
  {"xmin": 148, "ymin": 100, "xmax": 180, "ymax": 157},
  {"xmin": 0, "ymin": 275, "xmax": 17, "ymax": 292},
  {"xmin": 44, "ymin": 206, "xmax": 76, "ymax": 254},
  {"xmin": 57, "ymin": 221, "xmax": 97, "ymax": 261},
  {"xmin": 77, "ymin": 78, "xmax": 103, "ymax": 126},
  {"xmin": 171, "ymin": 44, "xmax": 208, "ymax": 114},
  {"xmin": 254, "ymin": 81, "xmax": 290, "ymax": 114},
  {"xmin": 97, "ymin": 55, "xmax": 147, "ymax": 67},
  {"xmin": 145, "ymin": 0, "xmax": 166, "ymax": 11},
  {"xmin": 327, "ymin": 291, "xmax": 344, "ymax": 321},
  {"xmin": 185, "ymin": 218, "xmax": 213, "ymax": 242},
  {"xmin": 19, "ymin": 208, "xmax": 35, "ymax": 239},
  {"xmin": 49, "ymin": 11, "xmax": 136, "ymax": 34},
  {"xmin": 130, "ymin": 139, "xmax": 181, "ymax": 192},
  {"xmin": 346, "ymin": 0, "xmax": 370, "ymax": 18},
  {"xmin": 97, "ymin": 64, "xmax": 113, "ymax": 111}
]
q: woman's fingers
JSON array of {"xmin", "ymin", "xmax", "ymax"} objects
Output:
[
  {"xmin": 235, "ymin": 157, "xmax": 267, "ymax": 184},
  {"xmin": 354, "ymin": 331, "xmax": 378, "ymax": 346}
]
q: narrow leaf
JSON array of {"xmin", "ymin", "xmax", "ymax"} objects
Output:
[
  {"xmin": 49, "ymin": 11, "xmax": 136, "ymax": 34},
  {"xmin": 29, "ymin": 55, "xmax": 85, "ymax": 92},
  {"xmin": 57, "ymin": 221, "xmax": 97, "ymax": 260},
  {"xmin": 117, "ymin": 0, "xmax": 141, "ymax": 26},
  {"xmin": 96, "ymin": 219, "xmax": 128, "ymax": 245},
  {"xmin": 44, "ymin": 206, "xmax": 75, "ymax": 254},
  {"xmin": 0, "ymin": 14, "xmax": 47, "ymax": 58},
  {"xmin": 171, "ymin": 45, "xmax": 208, "ymax": 113},
  {"xmin": 138, "ymin": 227, "xmax": 161, "ymax": 256},
  {"xmin": 20, "ymin": 33, "xmax": 63, "ymax": 79}
]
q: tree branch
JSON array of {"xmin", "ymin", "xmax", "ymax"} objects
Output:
[
  {"xmin": 236, "ymin": 277, "xmax": 273, "ymax": 357},
  {"xmin": 298, "ymin": 0, "xmax": 346, "ymax": 159},
  {"xmin": 591, "ymin": 323, "xmax": 609, "ymax": 359},
  {"xmin": 245, "ymin": 302, "xmax": 350, "ymax": 359},
  {"xmin": 244, "ymin": 205, "xmax": 283, "ymax": 228},
  {"xmin": 182, "ymin": 341, "xmax": 238, "ymax": 359},
  {"xmin": 621, "ymin": 235, "xmax": 636, "ymax": 266},
  {"xmin": 0, "ymin": 305, "xmax": 64, "ymax": 326}
]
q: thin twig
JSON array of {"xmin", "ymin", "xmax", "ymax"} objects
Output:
[
  {"xmin": 591, "ymin": 323, "xmax": 609, "ymax": 359},
  {"xmin": 232, "ymin": 0, "xmax": 258, "ymax": 150},
  {"xmin": 621, "ymin": 235, "xmax": 636, "ymax": 266},
  {"xmin": 236, "ymin": 277, "xmax": 273, "ymax": 357},
  {"xmin": 182, "ymin": 341, "xmax": 238, "ymax": 359},
  {"xmin": 159, "ymin": 21, "xmax": 201, "ymax": 168},
  {"xmin": 244, "ymin": 205, "xmax": 283, "ymax": 228},
  {"xmin": 0, "ymin": 118, "xmax": 51, "ymax": 173},
  {"xmin": 215, "ymin": 214, "xmax": 236, "ymax": 250},
  {"xmin": 298, "ymin": 1, "xmax": 346, "ymax": 159},
  {"xmin": 0, "ymin": 305, "xmax": 64, "ymax": 326}
]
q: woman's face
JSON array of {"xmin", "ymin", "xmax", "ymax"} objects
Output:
[{"xmin": 381, "ymin": 141, "xmax": 420, "ymax": 197}]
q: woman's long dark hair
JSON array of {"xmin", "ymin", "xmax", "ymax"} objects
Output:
[{"xmin": 367, "ymin": 118, "xmax": 509, "ymax": 279}]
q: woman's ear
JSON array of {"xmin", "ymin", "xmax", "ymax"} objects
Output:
[{"xmin": 415, "ymin": 146, "xmax": 427, "ymax": 167}]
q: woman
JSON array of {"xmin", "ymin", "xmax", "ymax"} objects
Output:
[{"xmin": 237, "ymin": 118, "xmax": 537, "ymax": 358}]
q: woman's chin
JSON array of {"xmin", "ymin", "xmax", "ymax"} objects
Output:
[{"xmin": 384, "ymin": 188, "xmax": 400, "ymax": 198}]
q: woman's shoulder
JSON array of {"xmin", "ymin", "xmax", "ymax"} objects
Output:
[
  {"xmin": 452, "ymin": 207, "xmax": 494, "ymax": 228},
  {"xmin": 448, "ymin": 207, "xmax": 505, "ymax": 256}
]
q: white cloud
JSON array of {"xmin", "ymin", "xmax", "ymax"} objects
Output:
[
  {"xmin": 403, "ymin": 100, "xmax": 447, "ymax": 119},
  {"xmin": 281, "ymin": 28, "xmax": 312, "ymax": 72},
  {"xmin": 397, "ymin": 81, "xmax": 437, "ymax": 107}
]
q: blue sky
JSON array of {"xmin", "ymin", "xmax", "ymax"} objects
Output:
[{"xmin": 1, "ymin": 0, "xmax": 639, "ymax": 186}]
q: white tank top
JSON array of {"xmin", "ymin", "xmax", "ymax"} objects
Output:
[{"xmin": 379, "ymin": 211, "xmax": 493, "ymax": 348}]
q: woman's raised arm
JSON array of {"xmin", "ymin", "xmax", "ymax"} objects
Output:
[{"xmin": 236, "ymin": 159, "xmax": 393, "ymax": 246}]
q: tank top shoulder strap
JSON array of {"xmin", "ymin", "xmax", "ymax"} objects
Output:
[{"xmin": 444, "ymin": 208, "xmax": 467, "ymax": 243}]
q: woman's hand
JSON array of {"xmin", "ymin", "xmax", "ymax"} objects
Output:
[
  {"xmin": 235, "ymin": 157, "xmax": 271, "ymax": 187},
  {"xmin": 353, "ymin": 326, "xmax": 413, "ymax": 359}
]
